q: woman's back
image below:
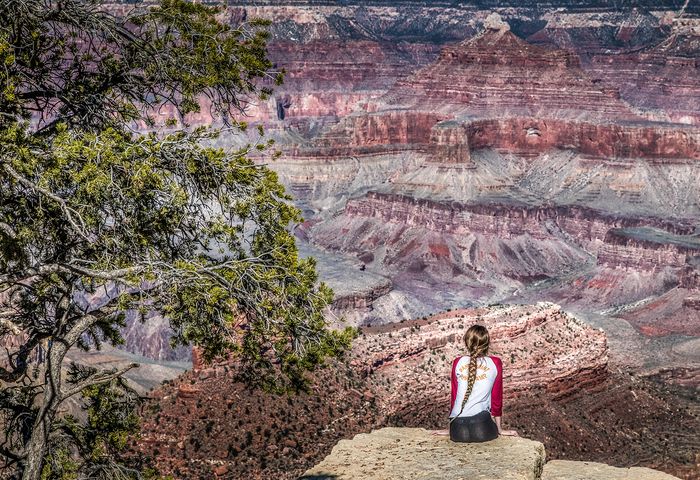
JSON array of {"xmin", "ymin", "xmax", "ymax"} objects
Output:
[{"xmin": 450, "ymin": 355, "xmax": 502, "ymax": 418}]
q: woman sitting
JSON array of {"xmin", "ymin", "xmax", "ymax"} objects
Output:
[{"xmin": 435, "ymin": 324, "xmax": 518, "ymax": 441}]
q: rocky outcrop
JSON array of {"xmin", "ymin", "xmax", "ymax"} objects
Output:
[
  {"xmin": 285, "ymin": 111, "xmax": 445, "ymax": 158},
  {"xmin": 341, "ymin": 193, "xmax": 695, "ymax": 243},
  {"xmin": 680, "ymin": 256, "xmax": 700, "ymax": 289},
  {"xmin": 430, "ymin": 121, "xmax": 472, "ymax": 165},
  {"xmin": 429, "ymin": 117, "xmax": 700, "ymax": 164},
  {"xmin": 301, "ymin": 428, "xmax": 680, "ymax": 480},
  {"xmin": 332, "ymin": 279, "xmax": 393, "ymax": 311},
  {"xmin": 301, "ymin": 428, "xmax": 546, "ymax": 480},
  {"xmin": 582, "ymin": 37, "xmax": 700, "ymax": 125},
  {"xmin": 461, "ymin": 118, "xmax": 699, "ymax": 161},
  {"xmin": 355, "ymin": 303, "xmax": 609, "ymax": 420},
  {"xmin": 542, "ymin": 460, "xmax": 681, "ymax": 480},
  {"xmin": 599, "ymin": 228, "xmax": 700, "ymax": 270},
  {"xmin": 619, "ymin": 287, "xmax": 700, "ymax": 337},
  {"xmin": 247, "ymin": 39, "xmax": 441, "ymax": 128},
  {"xmin": 682, "ymin": 297, "xmax": 700, "ymax": 309}
]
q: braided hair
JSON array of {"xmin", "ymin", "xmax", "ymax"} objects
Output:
[{"xmin": 455, "ymin": 325, "xmax": 490, "ymax": 417}]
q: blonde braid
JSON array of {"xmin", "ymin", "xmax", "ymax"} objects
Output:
[
  {"xmin": 460, "ymin": 345, "xmax": 488, "ymax": 414},
  {"xmin": 451, "ymin": 324, "xmax": 490, "ymax": 422}
]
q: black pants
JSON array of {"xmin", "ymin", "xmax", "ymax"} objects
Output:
[{"xmin": 449, "ymin": 410, "xmax": 499, "ymax": 443}]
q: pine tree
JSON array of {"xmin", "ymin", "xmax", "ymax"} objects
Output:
[{"xmin": 0, "ymin": 1, "xmax": 354, "ymax": 478}]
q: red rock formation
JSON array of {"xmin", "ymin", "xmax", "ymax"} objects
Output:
[
  {"xmin": 283, "ymin": 28, "xmax": 698, "ymax": 164},
  {"xmin": 583, "ymin": 33, "xmax": 700, "ymax": 125},
  {"xmin": 134, "ymin": 303, "xmax": 608, "ymax": 477},
  {"xmin": 307, "ymin": 190, "xmax": 700, "ymax": 338},
  {"xmin": 463, "ymin": 118, "xmax": 699, "ymax": 161},
  {"xmin": 356, "ymin": 303, "xmax": 609, "ymax": 408},
  {"xmin": 598, "ymin": 237, "xmax": 697, "ymax": 270},
  {"xmin": 332, "ymin": 280, "xmax": 393, "ymax": 311},
  {"xmin": 682, "ymin": 296, "xmax": 700, "ymax": 310},
  {"xmin": 620, "ymin": 287, "xmax": 700, "ymax": 337},
  {"xmin": 680, "ymin": 257, "xmax": 700, "ymax": 289},
  {"xmin": 384, "ymin": 27, "xmax": 638, "ymax": 122},
  {"xmin": 331, "ymin": 192, "xmax": 696, "ymax": 261},
  {"xmin": 430, "ymin": 121, "xmax": 473, "ymax": 165},
  {"xmin": 285, "ymin": 111, "xmax": 445, "ymax": 158}
]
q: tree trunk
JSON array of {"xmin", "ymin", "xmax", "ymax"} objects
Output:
[
  {"xmin": 21, "ymin": 341, "xmax": 67, "ymax": 480},
  {"xmin": 21, "ymin": 414, "xmax": 52, "ymax": 480}
]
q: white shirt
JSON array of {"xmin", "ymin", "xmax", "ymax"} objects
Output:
[{"xmin": 449, "ymin": 355, "xmax": 499, "ymax": 418}]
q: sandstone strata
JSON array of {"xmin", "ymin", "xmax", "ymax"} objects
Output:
[
  {"xmin": 284, "ymin": 29, "xmax": 699, "ymax": 163},
  {"xmin": 385, "ymin": 27, "xmax": 637, "ymax": 121}
]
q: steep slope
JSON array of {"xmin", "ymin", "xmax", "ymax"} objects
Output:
[{"xmin": 134, "ymin": 304, "xmax": 700, "ymax": 479}]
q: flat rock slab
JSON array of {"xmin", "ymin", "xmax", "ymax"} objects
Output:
[
  {"xmin": 300, "ymin": 427, "xmax": 546, "ymax": 480},
  {"xmin": 542, "ymin": 460, "xmax": 680, "ymax": 480}
]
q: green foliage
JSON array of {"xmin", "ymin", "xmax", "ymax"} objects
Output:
[
  {"xmin": 41, "ymin": 380, "xmax": 144, "ymax": 480},
  {"xmin": 0, "ymin": 0, "xmax": 284, "ymax": 132},
  {"xmin": 0, "ymin": 0, "xmax": 347, "ymax": 478}
]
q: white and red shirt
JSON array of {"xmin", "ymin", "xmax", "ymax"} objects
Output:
[{"xmin": 449, "ymin": 355, "xmax": 503, "ymax": 418}]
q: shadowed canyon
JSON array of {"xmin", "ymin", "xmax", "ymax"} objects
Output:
[{"xmin": 99, "ymin": 1, "xmax": 700, "ymax": 479}]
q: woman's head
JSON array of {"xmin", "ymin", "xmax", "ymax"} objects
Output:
[{"xmin": 463, "ymin": 324, "xmax": 490, "ymax": 357}]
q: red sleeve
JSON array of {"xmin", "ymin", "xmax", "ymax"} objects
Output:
[
  {"xmin": 450, "ymin": 357, "xmax": 460, "ymax": 411},
  {"xmin": 489, "ymin": 355, "xmax": 503, "ymax": 417}
]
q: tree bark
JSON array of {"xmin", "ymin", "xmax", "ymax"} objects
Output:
[
  {"xmin": 20, "ymin": 313, "xmax": 104, "ymax": 480},
  {"xmin": 21, "ymin": 335, "xmax": 69, "ymax": 480},
  {"xmin": 21, "ymin": 408, "xmax": 53, "ymax": 480}
]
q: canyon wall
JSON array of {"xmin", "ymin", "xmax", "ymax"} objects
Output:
[
  {"xmin": 96, "ymin": 3, "xmax": 700, "ymax": 415},
  {"xmin": 316, "ymin": 192, "xmax": 699, "ymax": 276}
]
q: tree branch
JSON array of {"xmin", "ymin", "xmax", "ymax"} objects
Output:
[
  {"xmin": 60, "ymin": 364, "xmax": 139, "ymax": 401},
  {"xmin": 2, "ymin": 163, "xmax": 94, "ymax": 243},
  {"xmin": 0, "ymin": 222, "xmax": 17, "ymax": 238},
  {"xmin": 0, "ymin": 264, "xmax": 143, "ymax": 286}
]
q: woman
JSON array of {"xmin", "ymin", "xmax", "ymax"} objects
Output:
[{"xmin": 434, "ymin": 324, "xmax": 518, "ymax": 441}]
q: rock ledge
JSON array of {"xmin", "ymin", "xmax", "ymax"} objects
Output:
[
  {"xmin": 301, "ymin": 428, "xmax": 679, "ymax": 480},
  {"xmin": 301, "ymin": 427, "xmax": 545, "ymax": 480}
]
